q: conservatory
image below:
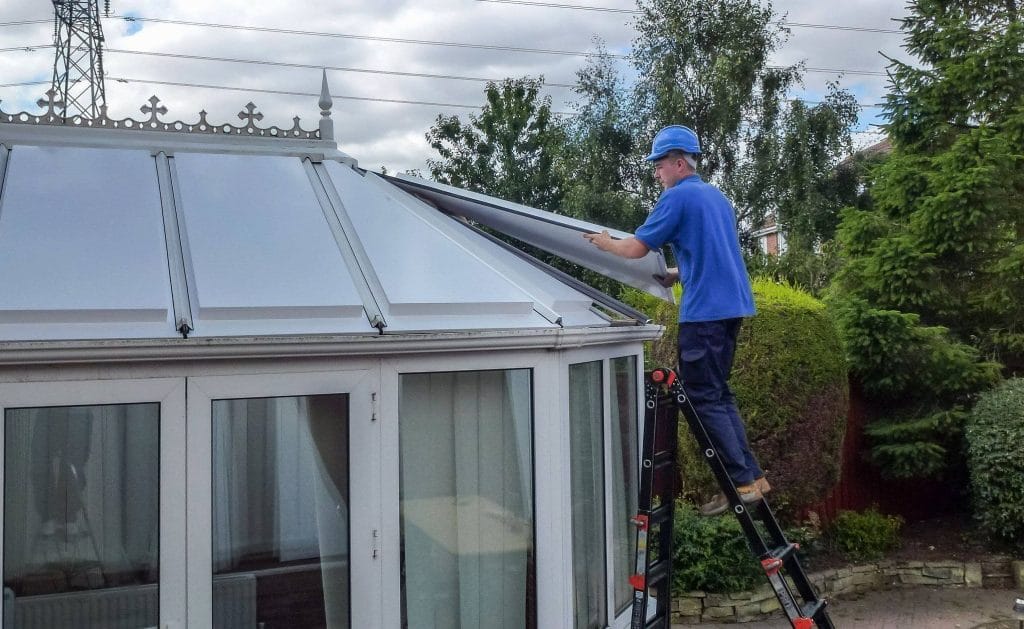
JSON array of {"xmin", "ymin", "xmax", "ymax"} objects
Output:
[{"xmin": 0, "ymin": 79, "xmax": 669, "ymax": 629}]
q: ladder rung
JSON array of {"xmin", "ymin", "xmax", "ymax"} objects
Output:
[
  {"xmin": 646, "ymin": 559, "xmax": 670, "ymax": 586},
  {"xmin": 802, "ymin": 599, "xmax": 826, "ymax": 619},
  {"xmin": 653, "ymin": 450, "xmax": 674, "ymax": 466},
  {"xmin": 644, "ymin": 613, "xmax": 668, "ymax": 629},
  {"xmin": 770, "ymin": 542, "xmax": 798, "ymax": 562},
  {"xmin": 649, "ymin": 503, "xmax": 673, "ymax": 526}
]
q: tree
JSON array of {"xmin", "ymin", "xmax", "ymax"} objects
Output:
[
  {"xmin": 830, "ymin": 0, "xmax": 1022, "ymax": 478},
  {"xmin": 772, "ymin": 84, "xmax": 861, "ymax": 252},
  {"xmin": 630, "ymin": 0, "xmax": 799, "ymax": 203},
  {"xmin": 426, "ymin": 77, "xmax": 565, "ymax": 211},
  {"xmin": 628, "ymin": 0, "xmax": 860, "ymax": 254},
  {"xmin": 559, "ymin": 41, "xmax": 646, "ymax": 232}
]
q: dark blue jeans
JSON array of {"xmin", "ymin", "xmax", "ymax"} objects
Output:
[{"xmin": 678, "ymin": 319, "xmax": 763, "ymax": 486}]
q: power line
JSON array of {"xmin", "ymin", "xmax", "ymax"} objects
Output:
[
  {"xmin": 101, "ymin": 47, "xmax": 578, "ymax": 88},
  {"xmin": 97, "ymin": 16, "xmax": 886, "ymax": 76},
  {"xmin": 473, "ymin": 0, "xmax": 904, "ymax": 34},
  {"xmin": 102, "ymin": 75, "xmax": 578, "ymax": 115},
  {"xmin": 108, "ymin": 15, "xmax": 627, "ymax": 59},
  {"xmin": 0, "ymin": 19, "xmax": 52, "ymax": 28},
  {"xmin": 2, "ymin": 75, "xmax": 884, "ymax": 114}
]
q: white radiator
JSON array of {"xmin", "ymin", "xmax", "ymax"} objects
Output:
[
  {"xmin": 10, "ymin": 583, "xmax": 158, "ymax": 629},
  {"xmin": 213, "ymin": 573, "xmax": 258, "ymax": 629},
  {"xmin": 5, "ymin": 574, "xmax": 257, "ymax": 629}
]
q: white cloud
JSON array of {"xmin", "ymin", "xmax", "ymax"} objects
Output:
[{"xmin": 2, "ymin": 0, "xmax": 908, "ymax": 172}]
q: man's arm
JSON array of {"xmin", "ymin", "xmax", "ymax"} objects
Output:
[{"xmin": 583, "ymin": 230, "xmax": 651, "ymax": 259}]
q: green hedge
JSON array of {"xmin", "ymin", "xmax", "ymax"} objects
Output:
[
  {"xmin": 671, "ymin": 502, "xmax": 763, "ymax": 593},
  {"xmin": 966, "ymin": 378, "xmax": 1024, "ymax": 544},
  {"xmin": 624, "ymin": 278, "xmax": 849, "ymax": 515},
  {"xmin": 826, "ymin": 507, "xmax": 903, "ymax": 562}
]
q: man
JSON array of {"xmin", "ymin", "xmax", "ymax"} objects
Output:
[{"xmin": 583, "ymin": 125, "xmax": 768, "ymax": 516}]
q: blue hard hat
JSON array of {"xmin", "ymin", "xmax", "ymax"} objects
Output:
[{"xmin": 644, "ymin": 125, "xmax": 701, "ymax": 161}]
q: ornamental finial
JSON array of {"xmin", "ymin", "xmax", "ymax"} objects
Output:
[{"xmin": 319, "ymin": 69, "xmax": 335, "ymax": 142}]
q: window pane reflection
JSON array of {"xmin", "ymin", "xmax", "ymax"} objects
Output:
[
  {"xmin": 610, "ymin": 356, "xmax": 639, "ymax": 614},
  {"xmin": 399, "ymin": 369, "xmax": 534, "ymax": 629},
  {"xmin": 212, "ymin": 394, "xmax": 349, "ymax": 629},
  {"xmin": 568, "ymin": 361, "xmax": 606, "ymax": 629},
  {"xmin": 3, "ymin": 403, "xmax": 160, "ymax": 629}
]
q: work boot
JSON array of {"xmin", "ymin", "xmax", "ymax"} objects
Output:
[
  {"xmin": 755, "ymin": 476, "xmax": 772, "ymax": 495},
  {"xmin": 698, "ymin": 483, "xmax": 762, "ymax": 517}
]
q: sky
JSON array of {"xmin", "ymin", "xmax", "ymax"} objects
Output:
[{"xmin": 1, "ymin": 0, "xmax": 909, "ymax": 173}]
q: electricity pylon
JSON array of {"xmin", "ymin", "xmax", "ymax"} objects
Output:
[{"xmin": 50, "ymin": 1, "xmax": 109, "ymax": 118}]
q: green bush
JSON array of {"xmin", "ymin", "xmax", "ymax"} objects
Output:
[
  {"xmin": 671, "ymin": 503, "xmax": 762, "ymax": 593},
  {"xmin": 826, "ymin": 507, "xmax": 903, "ymax": 562},
  {"xmin": 624, "ymin": 278, "xmax": 849, "ymax": 514},
  {"xmin": 966, "ymin": 378, "xmax": 1024, "ymax": 544}
]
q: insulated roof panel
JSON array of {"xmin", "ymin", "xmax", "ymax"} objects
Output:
[
  {"xmin": 323, "ymin": 162, "xmax": 557, "ymax": 331},
  {"xmin": 173, "ymin": 153, "xmax": 374, "ymax": 336},
  {"xmin": 388, "ymin": 174, "xmax": 675, "ymax": 303},
  {"xmin": 0, "ymin": 146, "xmax": 176, "ymax": 340}
]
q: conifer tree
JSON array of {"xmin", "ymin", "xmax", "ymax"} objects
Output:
[{"xmin": 831, "ymin": 0, "xmax": 1021, "ymax": 478}]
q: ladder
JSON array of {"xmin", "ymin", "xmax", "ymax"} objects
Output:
[{"xmin": 630, "ymin": 368, "xmax": 834, "ymax": 629}]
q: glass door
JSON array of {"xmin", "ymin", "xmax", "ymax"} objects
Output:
[
  {"xmin": 186, "ymin": 370, "xmax": 379, "ymax": 629},
  {"xmin": 0, "ymin": 378, "xmax": 187, "ymax": 629}
]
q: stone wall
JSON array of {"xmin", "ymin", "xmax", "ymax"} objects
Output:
[{"xmin": 672, "ymin": 558, "xmax": 1024, "ymax": 624}]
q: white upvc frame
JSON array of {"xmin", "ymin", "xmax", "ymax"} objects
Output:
[
  {"xmin": 186, "ymin": 368, "xmax": 381, "ymax": 629},
  {"xmin": 560, "ymin": 343, "xmax": 645, "ymax": 629},
  {"xmin": 0, "ymin": 377, "xmax": 187, "ymax": 629},
  {"xmin": 378, "ymin": 349, "xmax": 560, "ymax": 629}
]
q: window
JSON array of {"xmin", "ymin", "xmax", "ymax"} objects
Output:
[
  {"xmin": 568, "ymin": 361, "xmax": 606, "ymax": 629},
  {"xmin": 399, "ymin": 369, "xmax": 534, "ymax": 629},
  {"xmin": 212, "ymin": 394, "xmax": 350, "ymax": 629},
  {"xmin": 610, "ymin": 356, "xmax": 640, "ymax": 614},
  {"xmin": 568, "ymin": 355, "xmax": 640, "ymax": 627},
  {"xmin": 3, "ymin": 403, "xmax": 160, "ymax": 629}
]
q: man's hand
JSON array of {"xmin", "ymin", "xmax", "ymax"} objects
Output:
[
  {"xmin": 654, "ymin": 267, "xmax": 679, "ymax": 287},
  {"xmin": 583, "ymin": 230, "xmax": 615, "ymax": 252},
  {"xmin": 583, "ymin": 231, "xmax": 651, "ymax": 259}
]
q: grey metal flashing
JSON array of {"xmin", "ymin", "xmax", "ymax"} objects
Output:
[
  {"xmin": 363, "ymin": 173, "xmax": 565, "ymax": 326},
  {"xmin": 0, "ymin": 145, "xmax": 9, "ymax": 224},
  {"xmin": 154, "ymin": 152, "xmax": 195, "ymax": 337},
  {"xmin": 383, "ymin": 173, "xmax": 674, "ymax": 302},
  {"xmin": 303, "ymin": 159, "xmax": 388, "ymax": 331},
  {"xmin": 0, "ymin": 325, "xmax": 662, "ymax": 367},
  {"xmin": 463, "ymin": 222, "xmax": 654, "ymax": 325}
]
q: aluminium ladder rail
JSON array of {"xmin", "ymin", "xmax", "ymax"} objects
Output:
[{"xmin": 630, "ymin": 368, "xmax": 834, "ymax": 629}]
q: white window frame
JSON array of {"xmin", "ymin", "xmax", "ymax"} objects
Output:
[
  {"xmin": 379, "ymin": 349, "xmax": 557, "ymax": 629},
  {"xmin": 185, "ymin": 368, "xmax": 381, "ymax": 629},
  {"xmin": 0, "ymin": 377, "xmax": 187, "ymax": 629},
  {"xmin": 560, "ymin": 343, "xmax": 645, "ymax": 629}
]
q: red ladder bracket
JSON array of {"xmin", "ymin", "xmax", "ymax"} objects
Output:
[
  {"xmin": 650, "ymin": 368, "xmax": 677, "ymax": 387},
  {"xmin": 761, "ymin": 557, "xmax": 783, "ymax": 576},
  {"xmin": 793, "ymin": 618, "xmax": 815, "ymax": 629},
  {"xmin": 631, "ymin": 514, "xmax": 649, "ymax": 532}
]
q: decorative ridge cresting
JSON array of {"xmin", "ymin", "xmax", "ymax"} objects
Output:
[{"xmin": 0, "ymin": 88, "xmax": 329, "ymax": 141}]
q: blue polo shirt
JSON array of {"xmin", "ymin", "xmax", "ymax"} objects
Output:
[{"xmin": 635, "ymin": 175, "xmax": 756, "ymax": 323}]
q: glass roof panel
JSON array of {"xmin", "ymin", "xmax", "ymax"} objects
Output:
[
  {"xmin": 324, "ymin": 162, "xmax": 555, "ymax": 331},
  {"xmin": 0, "ymin": 146, "xmax": 175, "ymax": 340},
  {"xmin": 173, "ymin": 153, "xmax": 374, "ymax": 335}
]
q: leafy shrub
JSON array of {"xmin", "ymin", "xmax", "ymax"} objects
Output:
[
  {"xmin": 966, "ymin": 378, "xmax": 1024, "ymax": 544},
  {"xmin": 826, "ymin": 507, "xmax": 903, "ymax": 562},
  {"xmin": 671, "ymin": 503, "xmax": 762, "ymax": 593},
  {"xmin": 624, "ymin": 278, "xmax": 849, "ymax": 514}
]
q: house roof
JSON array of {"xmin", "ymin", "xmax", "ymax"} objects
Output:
[{"xmin": 0, "ymin": 87, "xmax": 666, "ymax": 344}]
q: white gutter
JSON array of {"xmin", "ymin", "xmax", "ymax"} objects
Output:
[{"xmin": 0, "ymin": 325, "xmax": 663, "ymax": 366}]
